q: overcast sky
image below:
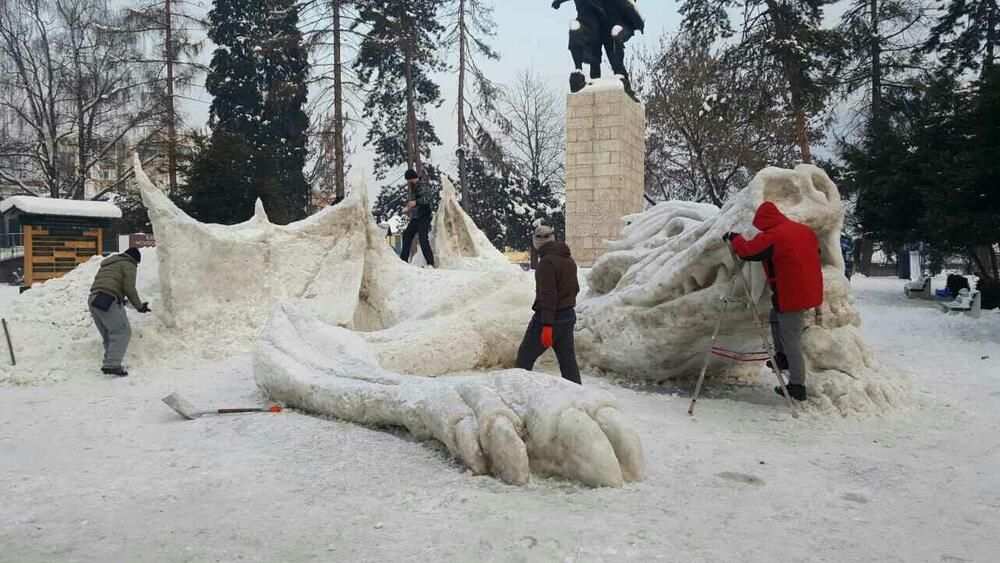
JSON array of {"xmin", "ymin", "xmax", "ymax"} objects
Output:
[{"xmin": 178, "ymin": 0, "xmax": 684, "ymax": 187}]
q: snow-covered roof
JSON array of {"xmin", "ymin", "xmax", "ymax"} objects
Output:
[{"xmin": 0, "ymin": 196, "xmax": 122, "ymax": 219}]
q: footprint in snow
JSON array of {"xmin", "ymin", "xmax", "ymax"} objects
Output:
[{"xmin": 715, "ymin": 472, "xmax": 764, "ymax": 486}]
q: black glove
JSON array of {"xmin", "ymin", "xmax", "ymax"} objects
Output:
[
  {"xmin": 137, "ymin": 302, "xmax": 151, "ymax": 314},
  {"xmin": 722, "ymin": 232, "xmax": 740, "ymax": 243},
  {"xmin": 551, "ymin": 0, "xmax": 563, "ymax": 8}
]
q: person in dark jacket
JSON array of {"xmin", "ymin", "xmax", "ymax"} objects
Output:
[
  {"xmin": 88, "ymin": 247, "xmax": 150, "ymax": 376},
  {"xmin": 399, "ymin": 169, "xmax": 435, "ymax": 267},
  {"xmin": 724, "ymin": 202, "xmax": 823, "ymax": 401},
  {"xmin": 515, "ymin": 225, "xmax": 582, "ymax": 384}
]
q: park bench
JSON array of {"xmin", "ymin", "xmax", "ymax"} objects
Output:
[
  {"xmin": 904, "ymin": 274, "xmax": 934, "ymax": 300},
  {"xmin": 940, "ymin": 288, "xmax": 982, "ymax": 319}
]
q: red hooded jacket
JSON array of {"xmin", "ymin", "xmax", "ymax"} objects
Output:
[{"xmin": 731, "ymin": 202, "xmax": 823, "ymax": 312}]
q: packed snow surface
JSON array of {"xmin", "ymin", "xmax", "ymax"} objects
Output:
[
  {"xmin": 1, "ymin": 276, "xmax": 998, "ymax": 561},
  {"xmin": 0, "ymin": 195, "xmax": 122, "ymax": 218}
]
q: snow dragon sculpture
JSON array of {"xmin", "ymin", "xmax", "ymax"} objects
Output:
[
  {"xmin": 135, "ymin": 157, "xmax": 644, "ymax": 488},
  {"xmin": 576, "ymin": 165, "xmax": 904, "ymax": 415}
]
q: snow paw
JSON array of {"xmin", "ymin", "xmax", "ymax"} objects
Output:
[{"xmin": 252, "ymin": 303, "xmax": 644, "ymax": 488}]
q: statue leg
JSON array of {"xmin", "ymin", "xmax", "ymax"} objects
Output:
[
  {"xmin": 604, "ymin": 33, "xmax": 636, "ymax": 100},
  {"xmin": 569, "ymin": 46, "xmax": 587, "ymax": 93},
  {"xmin": 589, "ymin": 41, "xmax": 603, "ymax": 79}
]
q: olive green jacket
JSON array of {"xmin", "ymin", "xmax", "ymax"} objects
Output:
[{"xmin": 90, "ymin": 255, "xmax": 144, "ymax": 308}]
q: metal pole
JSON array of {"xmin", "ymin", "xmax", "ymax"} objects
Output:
[
  {"xmin": 688, "ymin": 278, "xmax": 737, "ymax": 416},
  {"xmin": 2, "ymin": 318, "xmax": 15, "ymax": 366}
]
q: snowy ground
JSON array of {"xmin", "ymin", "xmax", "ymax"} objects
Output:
[{"xmin": 1, "ymin": 277, "xmax": 999, "ymax": 562}]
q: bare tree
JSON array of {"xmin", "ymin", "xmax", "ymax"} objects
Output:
[
  {"xmin": 442, "ymin": 0, "xmax": 500, "ymax": 205},
  {"xmin": 301, "ymin": 0, "xmax": 363, "ymax": 201},
  {"xmin": 495, "ymin": 69, "xmax": 565, "ymax": 191},
  {"xmin": 0, "ymin": 0, "xmax": 163, "ymax": 199},
  {"xmin": 123, "ymin": 0, "xmax": 206, "ymax": 194},
  {"xmin": 636, "ymin": 33, "xmax": 800, "ymax": 205}
]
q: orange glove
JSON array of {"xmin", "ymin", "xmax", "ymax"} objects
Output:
[{"xmin": 540, "ymin": 326, "xmax": 554, "ymax": 348}]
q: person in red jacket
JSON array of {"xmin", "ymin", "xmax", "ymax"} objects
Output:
[{"xmin": 724, "ymin": 202, "xmax": 824, "ymax": 401}]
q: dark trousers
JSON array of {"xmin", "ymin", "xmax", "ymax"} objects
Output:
[
  {"xmin": 515, "ymin": 309, "xmax": 581, "ymax": 385},
  {"xmin": 400, "ymin": 214, "xmax": 434, "ymax": 266}
]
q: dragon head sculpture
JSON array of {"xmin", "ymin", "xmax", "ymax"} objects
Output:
[{"xmin": 577, "ymin": 165, "xmax": 905, "ymax": 415}]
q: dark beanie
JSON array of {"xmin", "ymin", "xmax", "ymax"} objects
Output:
[
  {"xmin": 123, "ymin": 247, "xmax": 141, "ymax": 263},
  {"xmin": 404, "ymin": 169, "xmax": 420, "ymax": 180}
]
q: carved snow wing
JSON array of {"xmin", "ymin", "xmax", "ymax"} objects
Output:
[{"xmin": 135, "ymin": 156, "xmax": 645, "ymax": 487}]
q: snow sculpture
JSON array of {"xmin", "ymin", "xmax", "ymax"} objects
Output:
[
  {"xmin": 577, "ymin": 165, "xmax": 902, "ymax": 414},
  {"xmin": 135, "ymin": 157, "xmax": 644, "ymax": 487}
]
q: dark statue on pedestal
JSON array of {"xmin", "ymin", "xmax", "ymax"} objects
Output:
[{"xmin": 551, "ymin": 0, "xmax": 644, "ymax": 101}]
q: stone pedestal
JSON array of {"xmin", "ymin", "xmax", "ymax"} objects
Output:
[{"xmin": 564, "ymin": 88, "xmax": 645, "ymax": 266}]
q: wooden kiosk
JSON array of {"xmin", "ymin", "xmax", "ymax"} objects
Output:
[{"xmin": 0, "ymin": 196, "xmax": 121, "ymax": 289}]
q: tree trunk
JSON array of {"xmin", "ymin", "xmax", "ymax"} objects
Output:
[
  {"xmin": 456, "ymin": 0, "xmax": 470, "ymax": 208},
  {"xmin": 332, "ymin": 0, "xmax": 346, "ymax": 200},
  {"xmin": 73, "ymin": 26, "xmax": 87, "ymax": 200},
  {"xmin": 859, "ymin": 237, "xmax": 874, "ymax": 276},
  {"xmin": 404, "ymin": 47, "xmax": 420, "ymax": 172},
  {"xmin": 869, "ymin": 0, "xmax": 883, "ymax": 128},
  {"xmin": 985, "ymin": 0, "xmax": 997, "ymax": 72},
  {"xmin": 164, "ymin": 0, "xmax": 178, "ymax": 194}
]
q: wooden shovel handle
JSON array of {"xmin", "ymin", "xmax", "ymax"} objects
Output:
[{"xmin": 216, "ymin": 406, "xmax": 283, "ymax": 414}]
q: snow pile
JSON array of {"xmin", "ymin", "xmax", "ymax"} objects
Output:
[
  {"xmin": 577, "ymin": 165, "xmax": 909, "ymax": 415},
  {"xmin": 0, "ymin": 248, "xmax": 192, "ymax": 384}
]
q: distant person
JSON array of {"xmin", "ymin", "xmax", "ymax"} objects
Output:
[
  {"xmin": 841, "ymin": 235, "xmax": 854, "ymax": 280},
  {"xmin": 724, "ymin": 202, "xmax": 823, "ymax": 401},
  {"xmin": 88, "ymin": 247, "xmax": 150, "ymax": 376},
  {"xmin": 516, "ymin": 225, "xmax": 582, "ymax": 384},
  {"xmin": 399, "ymin": 169, "xmax": 435, "ymax": 267}
]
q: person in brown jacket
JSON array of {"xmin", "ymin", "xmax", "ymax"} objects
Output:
[{"xmin": 515, "ymin": 225, "xmax": 582, "ymax": 384}]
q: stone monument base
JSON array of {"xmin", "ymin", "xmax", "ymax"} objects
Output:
[{"xmin": 564, "ymin": 84, "xmax": 645, "ymax": 266}]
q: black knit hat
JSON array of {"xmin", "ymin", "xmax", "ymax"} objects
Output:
[
  {"xmin": 123, "ymin": 247, "xmax": 141, "ymax": 264},
  {"xmin": 404, "ymin": 169, "xmax": 420, "ymax": 180}
]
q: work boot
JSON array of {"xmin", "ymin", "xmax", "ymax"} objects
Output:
[
  {"xmin": 102, "ymin": 366, "xmax": 129, "ymax": 377},
  {"xmin": 774, "ymin": 383, "xmax": 806, "ymax": 401},
  {"xmin": 766, "ymin": 352, "xmax": 789, "ymax": 371}
]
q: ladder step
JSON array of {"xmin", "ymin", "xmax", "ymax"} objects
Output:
[{"xmin": 710, "ymin": 347, "xmax": 771, "ymax": 363}]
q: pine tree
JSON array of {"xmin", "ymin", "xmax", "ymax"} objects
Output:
[
  {"xmin": 185, "ymin": 0, "xmax": 267, "ymax": 224},
  {"xmin": 680, "ymin": 0, "xmax": 842, "ymax": 163},
  {"xmin": 464, "ymin": 151, "xmax": 513, "ymax": 248},
  {"xmin": 444, "ymin": 0, "xmax": 500, "ymax": 206},
  {"xmin": 258, "ymin": 0, "xmax": 311, "ymax": 223},
  {"xmin": 354, "ymin": 0, "xmax": 445, "ymax": 175},
  {"xmin": 185, "ymin": 0, "xmax": 311, "ymax": 224},
  {"xmin": 354, "ymin": 0, "xmax": 446, "ymax": 227},
  {"xmin": 926, "ymin": 0, "xmax": 998, "ymax": 74}
]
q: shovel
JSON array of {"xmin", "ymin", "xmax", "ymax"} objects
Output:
[{"xmin": 162, "ymin": 392, "xmax": 283, "ymax": 420}]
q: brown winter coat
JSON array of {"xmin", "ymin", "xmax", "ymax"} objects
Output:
[{"xmin": 533, "ymin": 242, "xmax": 580, "ymax": 324}]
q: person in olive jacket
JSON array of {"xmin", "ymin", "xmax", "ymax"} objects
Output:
[
  {"xmin": 88, "ymin": 247, "xmax": 150, "ymax": 376},
  {"xmin": 515, "ymin": 225, "xmax": 582, "ymax": 384}
]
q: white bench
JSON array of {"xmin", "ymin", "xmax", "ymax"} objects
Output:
[
  {"xmin": 904, "ymin": 275, "xmax": 933, "ymax": 300},
  {"xmin": 940, "ymin": 289, "xmax": 982, "ymax": 319}
]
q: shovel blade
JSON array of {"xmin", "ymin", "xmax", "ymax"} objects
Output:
[{"xmin": 162, "ymin": 392, "xmax": 203, "ymax": 420}]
